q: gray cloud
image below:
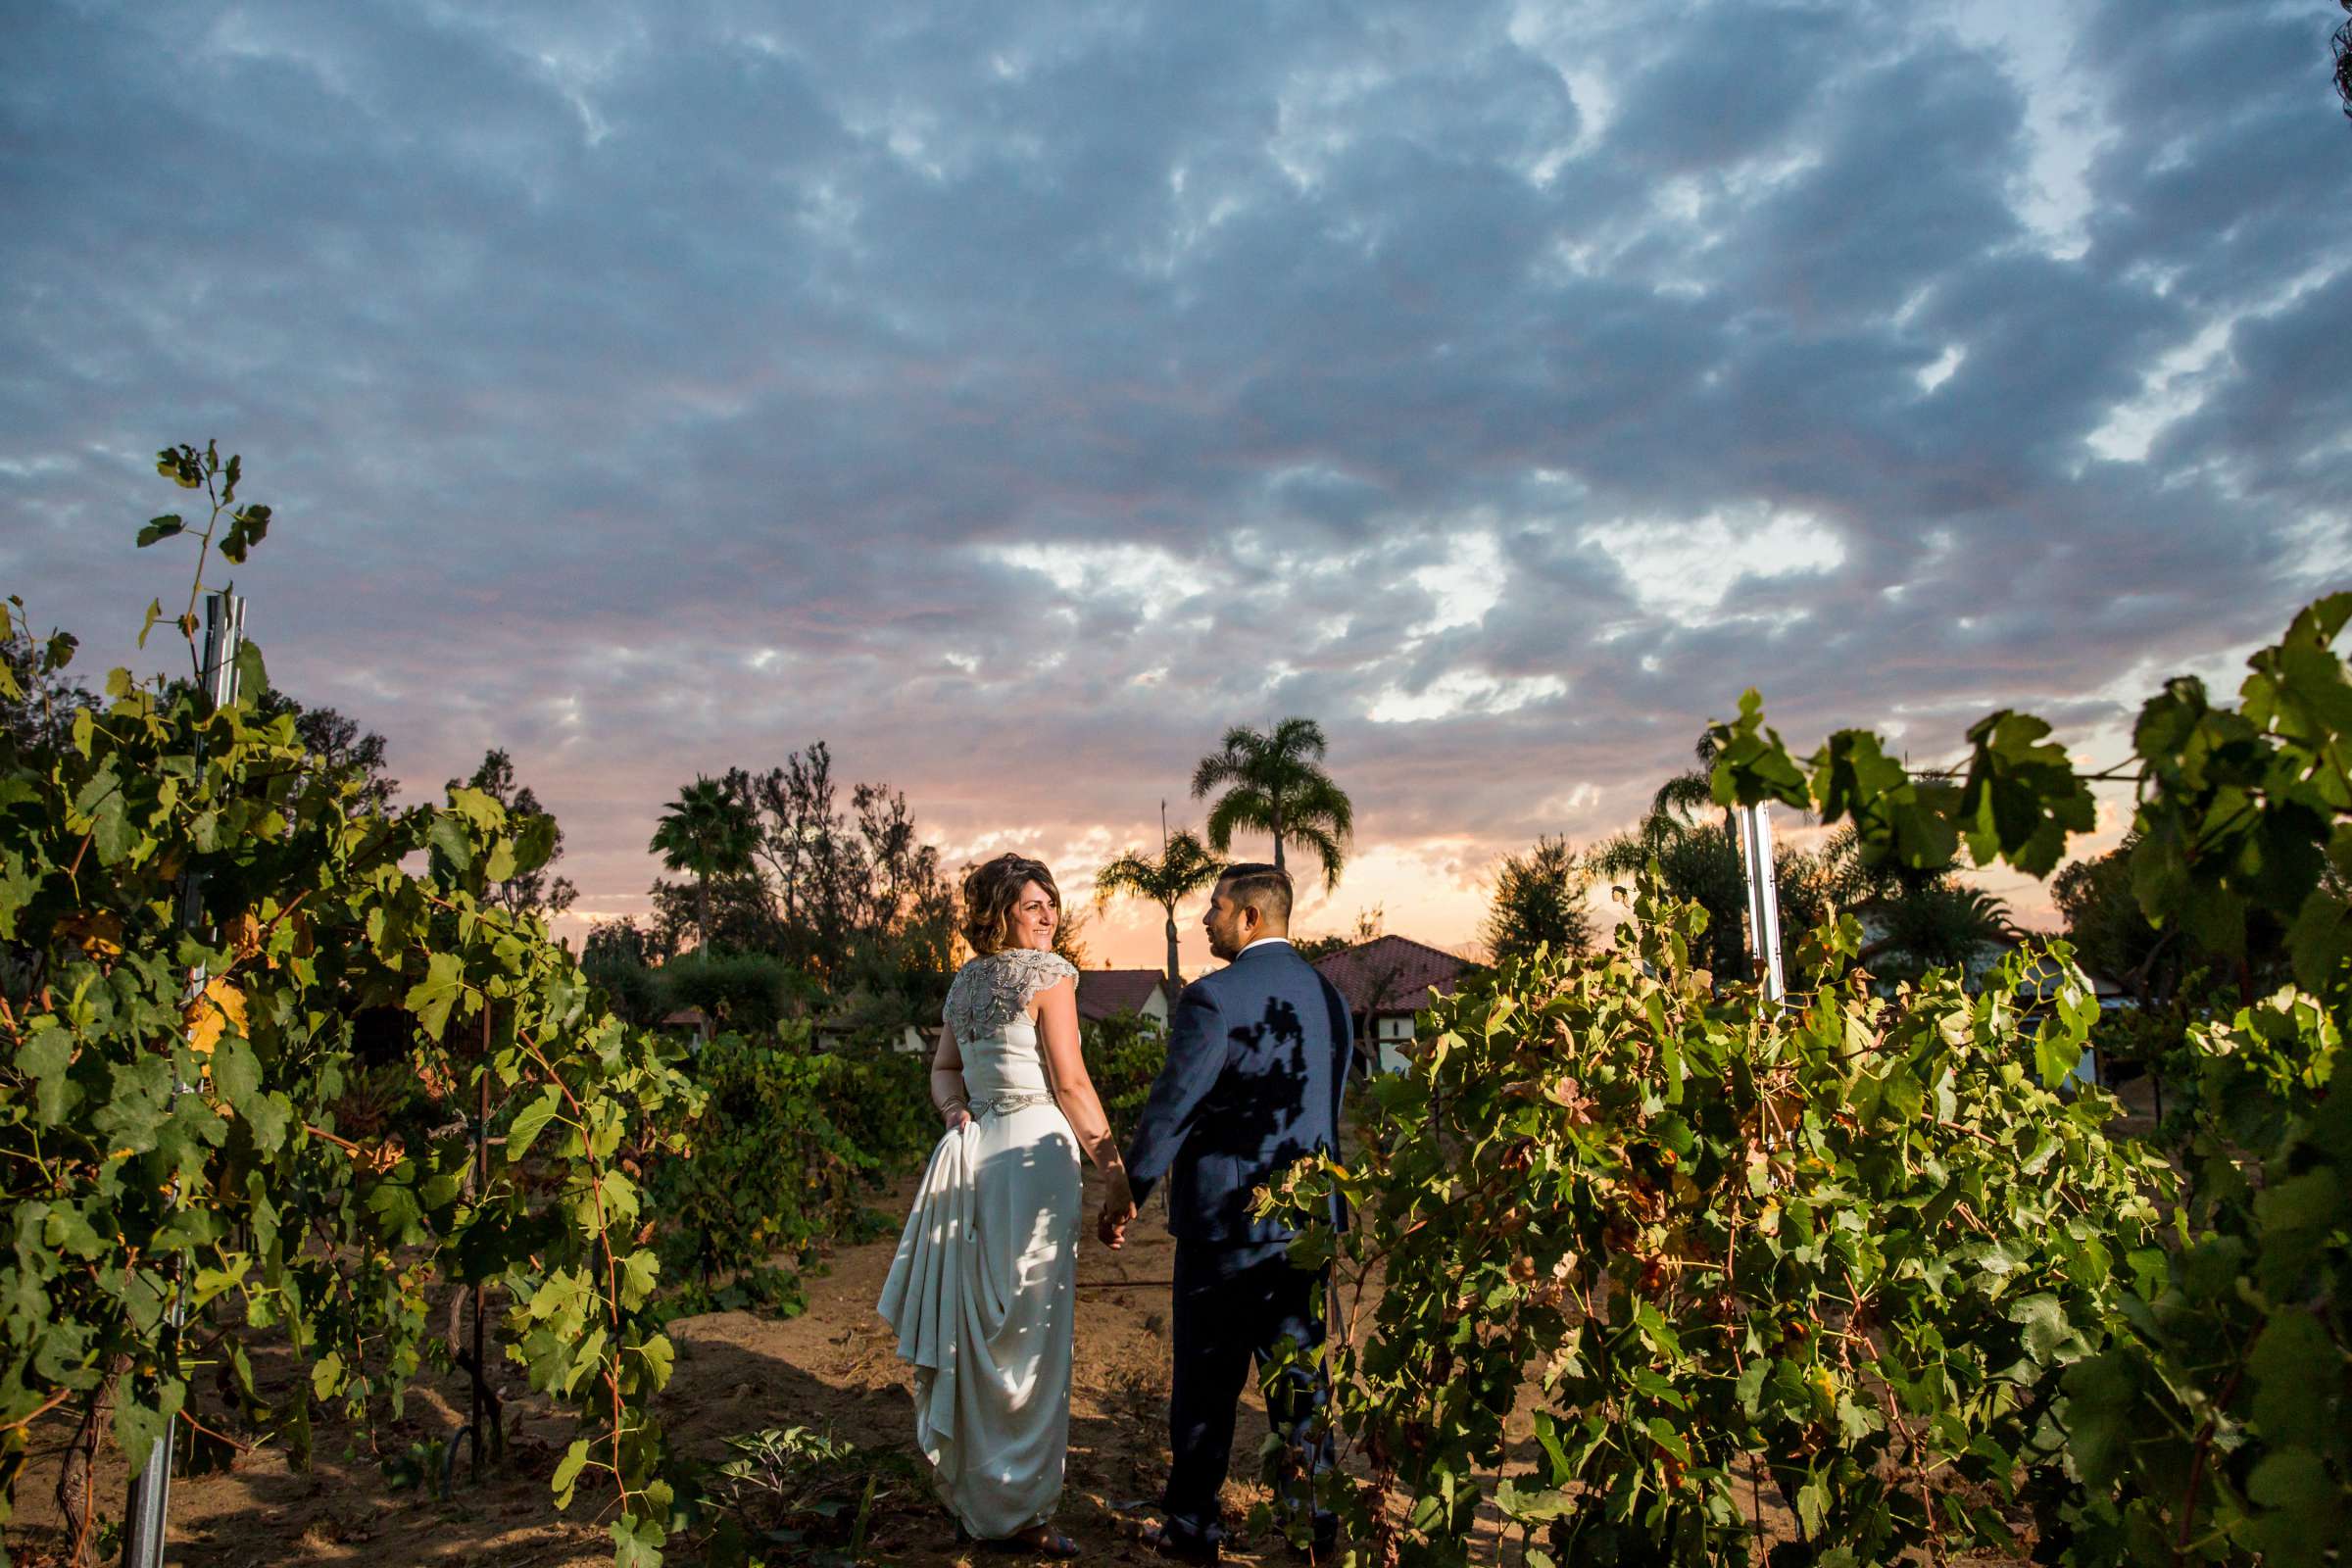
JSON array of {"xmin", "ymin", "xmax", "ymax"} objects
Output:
[{"xmin": 5, "ymin": 0, "xmax": 2347, "ymax": 955}]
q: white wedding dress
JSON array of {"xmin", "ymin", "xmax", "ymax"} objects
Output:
[{"xmin": 877, "ymin": 948, "xmax": 1083, "ymax": 1539}]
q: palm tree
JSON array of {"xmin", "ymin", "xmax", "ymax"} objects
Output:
[
  {"xmin": 1650, "ymin": 729, "xmax": 1738, "ymax": 846},
  {"xmin": 649, "ymin": 775, "xmax": 759, "ymax": 955},
  {"xmin": 1814, "ymin": 827, "xmax": 2017, "ymax": 985},
  {"xmin": 1190, "ymin": 717, "xmax": 1353, "ymax": 890},
  {"xmin": 1095, "ymin": 824, "xmax": 1223, "ymax": 990}
]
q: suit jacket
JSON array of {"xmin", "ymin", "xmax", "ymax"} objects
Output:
[{"xmin": 1123, "ymin": 940, "xmax": 1357, "ymax": 1246}]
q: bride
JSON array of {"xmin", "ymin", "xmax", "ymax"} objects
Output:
[{"xmin": 877, "ymin": 853, "xmax": 1133, "ymax": 1557}]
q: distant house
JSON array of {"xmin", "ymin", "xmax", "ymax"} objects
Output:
[
  {"xmin": 1968, "ymin": 935, "xmax": 2134, "ymax": 1089},
  {"xmin": 1311, "ymin": 936, "xmax": 1480, "ymax": 1074},
  {"xmin": 659, "ymin": 1006, "xmax": 712, "ymax": 1051},
  {"xmin": 1077, "ymin": 968, "xmax": 1174, "ymax": 1028}
]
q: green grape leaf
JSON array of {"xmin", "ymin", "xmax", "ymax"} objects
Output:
[
  {"xmin": 244, "ymin": 1090, "xmax": 292, "ymax": 1154},
  {"xmin": 2242, "ymin": 1447, "xmax": 2339, "ymax": 1568},
  {"xmin": 1960, "ymin": 710, "xmax": 2096, "ymax": 875},
  {"xmin": 230, "ymin": 637, "xmax": 268, "ymax": 707},
  {"xmin": 212, "ymin": 1036, "xmax": 262, "ymax": 1111},
  {"xmin": 2248, "ymin": 1309, "xmax": 2336, "ymax": 1447},
  {"xmin": 616, "ymin": 1249, "xmax": 661, "ymax": 1312},
  {"xmin": 611, "ymin": 1512, "xmax": 664, "ymax": 1568},
  {"xmin": 426, "ymin": 812, "xmax": 475, "ymax": 872},
  {"xmin": 405, "ymin": 951, "xmax": 466, "ymax": 1040},
  {"xmin": 220, "ymin": 503, "xmax": 271, "ymax": 564},
  {"xmin": 1707, "ymin": 690, "xmax": 1810, "ymax": 809},
  {"xmin": 113, "ymin": 1377, "xmax": 187, "ymax": 1471},
  {"xmin": 2006, "ymin": 1294, "xmax": 2077, "ymax": 1365},
  {"xmin": 506, "ymin": 1085, "xmax": 564, "ymax": 1161},
  {"xmin": 511, "ymin": 810, "xmax": 559, "ymax": 876},
  {"xmin": 20, "ymin": 1021, "xmax": 76, "ymax": 1124},
  {"xmin": 632, "ymin": 1330, "xmax": 675, "ymax": 1393}
]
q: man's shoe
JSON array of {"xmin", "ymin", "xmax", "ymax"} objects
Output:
[{"xmin": 1137, "ymin": 1519, "xmax": 1219, "ymax": 1565}]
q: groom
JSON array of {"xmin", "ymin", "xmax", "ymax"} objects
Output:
[{"xmin": 1101, "ymin": 862, "xmax": 1355, "ymax": 1564}]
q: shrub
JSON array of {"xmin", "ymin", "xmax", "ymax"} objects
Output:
[
  {"xmin": 655, "ymin": 951, "xmax": 822, "ymax": 1036},
  {"xmin": 1272, "ymin": 885, "xmax": 2166, "ymax": 1565},
  {"xmin": 584, "ymin": 954, "xmax": 665, "ymax": 1029},
  {"xmin": 2050, "ymin": 987, "xmax": 2347, "ymax": 1562},
  {"xmin": 1699, "ymin": 592, "xmax": 2352, "ymax": 1562},
  {"xmin": 645, "ymin": 1027, "xmax": 934, "ymax": 1317},
  {"xmin": 694, "ymin": 1425, "xmax": 925, "ymax": 1567},
  {"xmin": 1082, "ymin": 1008, "xmax": 1167, "ymax": 1145}
]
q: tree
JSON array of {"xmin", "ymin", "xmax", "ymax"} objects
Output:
[
  {"xmin": 240, "ymin": 690, "xmax": 400, "ymax": 816},
  {"xmin": 0, "ymin": 625, "xmax": 100, "ymax": 758},
  {"xmin": 650, "ymin": 775, "xmax": 760, "ymax": 954},
  {"xmin": 1191, "ymin": 716, "xmax": 1353, "ymax": 890},
  {"xmin": 1095, "ymin": 826, "xmax": 1223, "ymax": 990},
  {"xmin": 1652, "ymin": 728, "xmax": 1739, "ymax": 846},
  {"xmin": 1482, "ymin": 836, "xmax": 1595, "ymax": 963},
  {"xmin": 648, "ymin": 872, "xmax": 768, "ymax": 956},
  {"xmin": 447, "ymin": 748, "xmax": 575, "ymax": 917},
  {"xmin": 1296, "ymin": 906, "xmax": 1385, "ymax": 962},
  {"xmin": 723, "ymin": 746, "xmax": 957, "ymax": 980},
  {"xmin": 584, "ymin": 915, "xmax": 671, "ymax": 968},
  {"xmin": 1591, "ymin": 804, "xmax": 1820, "ymax": 978},
  {"xmin": 1049, "ymin": 900, "xmax": 1092, "ymax": 969},
  {"xmin": 2053, "ymin": 841, "xmax": 2159, "ymax": 994},
  {"xmin": 291, "ymin": 704, "xmax": 400, "ymax": 815},
  {"xmin": 735, "ymin": 744, "xmax": 860, "ymax": 944},
  {"xmin": 2335, "ymin": 0, "xmax": 2351, "ymax": 121},
  {"xmin": 1813, "ymin": 827, "xmax": 2015, "ymax": 986},
  {"xmin": 852, "ymin": 780, "xmax": 951, "ymax": 939},
  {"xmin": 2052, "ymin": 831, "xmax": 2322, "ymax": 1006}
]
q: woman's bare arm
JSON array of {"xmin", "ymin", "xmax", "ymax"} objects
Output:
[
  {"xmin": 931, "ymin": 1023, "xmax": 970, "ymax": 1132},
  {"xmin": 1035, "ymin": 978, "xmax": 1127, "ymax": 1185}
]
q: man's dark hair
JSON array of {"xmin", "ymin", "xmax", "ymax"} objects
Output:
[{"xmin": 1218, "ymin": 861, "xmax": 1294, "ymax": 926}]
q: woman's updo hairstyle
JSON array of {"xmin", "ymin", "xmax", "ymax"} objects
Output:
[{"xmin": 960, "ymin": 853, "xmax": 1061, "ymax": 957}]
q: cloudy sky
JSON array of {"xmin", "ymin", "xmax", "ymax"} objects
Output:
[{"xmin": 6, "ymin": 0, "xmax": 2348, "ymax": 971}]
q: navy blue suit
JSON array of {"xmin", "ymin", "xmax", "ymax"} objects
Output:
[{"xmin": 1124, "ymin": 939, "xmax": 1356, "ymax": 1551}]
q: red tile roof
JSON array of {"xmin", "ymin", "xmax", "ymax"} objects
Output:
[
  {"xmin": 1076, "ymin": 968, "xmax": 1171, "ymax": 1023},
  {"xmin": 1312, "ymin": 936, "xmax": 1479, "ymax": 1017}
]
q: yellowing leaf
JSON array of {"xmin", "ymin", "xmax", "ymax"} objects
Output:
[
  {"xmin": 184, "ymin": 977, "xmax": 247, "ymax": 1055},
  {"xmin": 57, "ymin": 910, "xmax": 124, "ymax": 958}
]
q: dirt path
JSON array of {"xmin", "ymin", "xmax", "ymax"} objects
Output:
[
  {"xmin": 7, "ymin": 1161, "xmax": 1303, "ymax": 1567},
  {"xmin": 665, "ymin": 1159, "xmax": 1306, "ymax": 1566}
]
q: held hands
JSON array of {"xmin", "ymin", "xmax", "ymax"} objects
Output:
[{"xmin": 1097, "ymin": 1171, "xmax": 1137, "ymax": 1250}]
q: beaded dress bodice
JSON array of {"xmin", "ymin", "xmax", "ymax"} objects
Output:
[{"xmin": 943, "ymin": 948, "xmax": 1076, "ymax": 1099}]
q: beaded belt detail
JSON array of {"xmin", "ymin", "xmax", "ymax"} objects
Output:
[{"xmin": 969, "ymin": 1091, "xmax": 1057, "ymax": 1119}]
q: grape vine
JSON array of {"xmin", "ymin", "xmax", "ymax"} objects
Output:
[{"xmin": 1, "ymin": 445, "xmax": 701, "ymax": 1565}]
